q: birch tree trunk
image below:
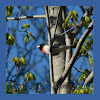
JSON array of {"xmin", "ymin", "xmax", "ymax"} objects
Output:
[
  {"xmin": 46, "ymin": 6, "xmax": 72, "ymax": 94},
  {"xmin": 59, "ymin": 34, "xmax": 72, "ymax": 94}
]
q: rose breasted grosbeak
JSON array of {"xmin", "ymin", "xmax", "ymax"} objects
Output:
[
  {"xmin": 37, "ymin": 44, "xmax": 75, "ymax": 55},
  {"xmin": 37, "ymin": 44, "xmax": 50, "ymax": 54}
]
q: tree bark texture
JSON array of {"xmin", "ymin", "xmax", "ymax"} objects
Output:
[{"xmin": 46, "ymin": 6, "xmax": 72, "ymax": 94}]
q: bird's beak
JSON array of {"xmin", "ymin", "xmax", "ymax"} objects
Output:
[{"xmin": 37, "ymin": 45, "xmax": 40, "ymax": 48}]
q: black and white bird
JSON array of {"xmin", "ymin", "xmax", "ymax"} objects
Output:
[{"xmin": 37, "ymin": 44, "xmax": 75, "ymax": 55}]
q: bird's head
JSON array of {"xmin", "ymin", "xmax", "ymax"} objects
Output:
[{"xmin": 37, "ymin": 44, "xmax": 45, "ymax": 50}]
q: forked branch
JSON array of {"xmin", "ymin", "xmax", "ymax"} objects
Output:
[{"xmin": 54, "ymin": 21, "xmax": 93, "ymax": 92}]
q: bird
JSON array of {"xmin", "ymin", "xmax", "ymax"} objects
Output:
[
  {"xmin": 37, "ymin": 44, "xmax": 50, "ymax": 54},
  {"xmin": 37, "ymin": 43, "xmax": 76, "ymax": 55}
]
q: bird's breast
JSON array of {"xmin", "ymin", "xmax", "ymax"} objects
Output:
[{"xmin": 43, "ymin": 45, "xmax": 50, "ymax": 54}]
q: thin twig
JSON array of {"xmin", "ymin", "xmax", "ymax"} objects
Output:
[
  {"xmin": 72, "ymin": 66, "xmax": 83, "ymax": 73},
  {"xmin": 57, "ymin": 22, "xmax": 80, "ymax": 37},
  {"xmin": 15, "ymin": 7, "xmax": 29, "ymax": 34}
]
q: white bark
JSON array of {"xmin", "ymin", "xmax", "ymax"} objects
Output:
[
  {"xmin": 84, "ymin": 71, "xmax": 94, "ymax": 85},
  {"xmin": 46, "ymin": 6, "xmax": 67, "ymax": 94}
]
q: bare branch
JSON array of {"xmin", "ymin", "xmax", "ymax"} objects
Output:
[
  {"xmin": 72, "ymin": 66, "xmax": 83, "ymax": 73},
  {"xmin": 54, "ymin": 21, "xmax": 93, "ymax": 92},
  {"xmin": 80, "ymin": 6, "xmax": 85, "ymax": 13},
  {"xmin": 83, "ymin": 71, "xmax": 94, "ymax": 85},
  {"xmin": 7, "ymin": 15, "xmax": 46, "ymax": 20}
]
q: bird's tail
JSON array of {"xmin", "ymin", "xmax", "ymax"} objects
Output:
[{"xmin": 52, "ymin": 45, "xmax": 76, "ymax": 54}]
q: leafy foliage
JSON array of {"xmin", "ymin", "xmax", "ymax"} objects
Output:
[
  {"xmin": 11, "ymin": 57, "xmax": 26, "ymax": 70},
  {"xmin": 22, "ymin": 24, "xmax": 30, "ymax": 29},
  {"xmin": 24, "ymin": 32, "xmax": 36, "ymax": 43},
  {"xmin": 6, "ymin": 6, "xmax": 14, "ymax": 17},
  {"xmin": 6, "ymin": 6, "xmax": 14, "ymax": 21},
  {"xmin": 62, "ymin": 11, "xmax": 78, "ymax": 29},
  {"xmin": 33, "ymin": 82, "xmax": 45, "ymax": 94},
  {"xmin": 73, "ymin": 33, "xmax": 93, "ymax": 59},
  {"xmin": 25, "ymin": 72, "xmax": 36, "ymax": 83},
  {"xmin": 24, "ymin": 6, "xmax": 29, "ymax": 10},
  {"xmin": 6, "ymin": 33, "xmax": 16, "ymax": 46},
  {"xmin": 73, "ymin": 84, "xmax": 94, "ymax": 94},
  {"xmin": 6, "ymin": 83, "xmax": 27, "ymax": 94},
  {"xmin": 62, "ymin": 10, "xmax": 91, "ymax": 30},
  {"xmin": 81, "ymin": 16, "xmax": 91, "ymax": 28},
  {"xmin": 6, "ymin": 72, "xmax": 45, "ymax": 94},
  {"xmin": 78, "ymin": 69, "xmax": 91, "ymax": 83}
]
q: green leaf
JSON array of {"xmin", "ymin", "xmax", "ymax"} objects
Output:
[
  {"xmin": 73, "ymin": 37, "xmax": 78, "ymax": 46},
  {"xmin": 88, "ymin": 58, "xmax": 93, "ymax": 66},
  {"xmin": 66, "ymin": 22, "xmax": 71, "ymax": 29},
  {"xmin": 28, "ymin": 32, "xmax": 32, "ymax": 36},
  {"xmin": 20, "ymin": 57, "xmax": 26, "ymax": 66},
  {"xmin": 33, "ymin": 83, "xmax": 37, "ymax": 88},
  {"xmin": 22, "ymin": 24, "xmax": 26, "ymax": 29},
  {"xmin": 71, "ymin": 22, "xmax": 76, "ymax": 26},
  {"xmin": 20, "ymin": 84, "xmax": 23, "ymax": 89},
  {"xmin": 11, "ymin": 57, "xmax": 20, "ymax": 67},
  {"xmin": 88, "ymin": 33, "xmax": 92, "ymax": 38},
  {"xmin": 65, "ymin": 16, "xmax": 70, "ymax": 24},
  {"xmin": 6, "ymin": 83, "xmax": 9, "ymax": 90},
  {"xmin": 29, "ymin": 73, "xmax": 36, "ymax": 80},
  {"xmin": 83, "ymin": 21, "xmax": 88, "ymax": 29},
  {"xmin": 25, "ymin": 72, "xmax": 29, "ymax": 81},
  {"xmin": 78, "ymin": 76, "xmax": 82, "ymax": 83},
  {"xmin": 24, "ymin": 36, "xmax": 29, "ymax": 43},
  {"xmin": 74, "ymin": 16, "xmax": 78, "ymax": 22},
  {"xmin": 69, "ymin": 11, "xmax": 73, "ymax": 17},
  {"xmin": 22, "ymin": 24, "xmax": 30, "ymax": 29},
  {"xmin": 11, "ymin": 57, "xmax": 15, "ymax": 61},
  {"xmin": 85, "ymin": 16, "xmax": 90, "ymax": 23},
  {"xmin": 6, "ymin": 6, "xmax": 14, "ymax": 17},
  {"xmin": 62, "ymin": 22, "xmax": 66, "ymax": 29},
  {"xmin": 25, "ymin": 6, "xmax": 29, "ymax": 10},
  {"xmin": 26, "ymin": 24, "xmax": 30, "ymax": 28},
  {"xmin": 6, "ymin": 35, "xmax": 16, "ymax": 46},
  {"xmin": 73, "ymin": 11, "xmax": 78, "ymax": 16},
  {"xmin": 15, "ymin": 58, "xmax": 20, "ymax": 65},
  {"xmin": 35, "ymin": 88, "xmax": 38, "ymax": 93},
  {"xmin": 31, "ymin": 35, "xmax": 36, "ymax": 41}
]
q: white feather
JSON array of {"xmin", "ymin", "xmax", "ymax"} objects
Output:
[{"xmin": 44, "ymin": 45, "xmax": 50, "ymax": 54}]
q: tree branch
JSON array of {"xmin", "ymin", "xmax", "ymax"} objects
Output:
[
  {"xmin": 71, "ymin": 6, "xmax": 93, "ymax": 39},
  {"xmin": 45, "ymin": 6, "xmax": 55, "ymax": 93},
  {"xmin": 83, "ymin": 71, "xmax": 94, "ymax": 85},
  {"xmin": 72, "ymin": 66, "xmax": 83, "ymax": 73},
  {"xmin": 7, "ymin": 15, "xmax": 46, "ymax": 20},
  {"xmin": 54, "ymin": 21, "xmax": 93, "ymax": 92},
  {"xmin": 80, "ymin": 6, "xmax": 85, "ymax": 13}
]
